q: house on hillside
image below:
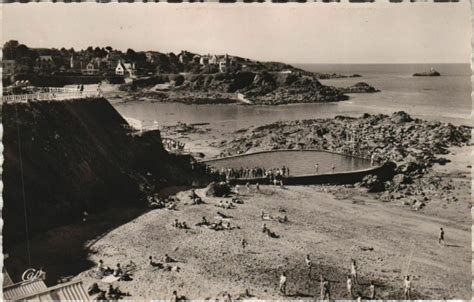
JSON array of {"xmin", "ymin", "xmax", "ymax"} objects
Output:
[
  {"xmin": 82, "ymin": 61, "xmax": 100, "ymax": 75},
  {"xmin": 219, "ymin": 55, "xmax": 229, "ymax": 73},
  {"xmin": 115, "ymin": 60, "xmax": 136, "ymax": 78},
  {"xmin": 209, "ymin": 55, "xmax": 219, "ymax": 65},
  {"xmin": 35, "ymin": 55, "xmax": 56, "ymax": 73},
  {"xmin": 146, "ymin": 52, "xmax": 156, "ymax": 63},
  {"xmin": 106, "ymin": 51, "xmax": 123, "ymax": 69},
  {"xmin": 199, "ymin": 55, "xmax": 209, "ymax": 65},
  {"xmin": 2, "ymin": 60, "xmax": 16, "ymax": 78},
  {"xmin": 218, "ymin": 54, "xmax": 239, "ymax": 73},
  {"xmin": 192, "ymin": 55, "xmax": 201, "ymax": 64},
  {"xmin": 178, "ymin": 51, "xmax": 191, "ymax": 64}
]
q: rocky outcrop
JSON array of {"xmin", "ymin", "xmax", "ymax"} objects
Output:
[
  {"xmin": 218, "ymin": 111, "xmax": 470, "ymax": 160},
  {"xmin": 204, "ymin": 181, "xmax": 231, "ymax": 197},
  {"xmin": 215, "ymin": 112, "xmax": 470, "ymax": 203},
  {"xmin": 2, "ymin": 98, "xmax": 206, "ymax": 248},
  {"xmin": 413, "ymin": 69, "xmax": 441, "ymax": 77},
  {"xmin": 316, "ymin": 73, "xmax": 362, "ymax": 80},
  {"xmin": 356, "ymin": 175, "xmax": 385, "ymax": 192},
  {"xmin": 338, "ymin": 82, "xmax": 380, "ymax": 94},
  {"xmin": 125, "ymin": 71, "xmax": 349, "ymax": 105}
]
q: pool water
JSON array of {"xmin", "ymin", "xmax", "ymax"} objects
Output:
[{"xmin": 205, "ymin": 150, "xmax": 372, "ymax": 176}]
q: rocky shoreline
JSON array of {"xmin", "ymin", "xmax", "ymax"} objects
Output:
[
  {"xmin": 213, "ymin": 111, "xmax": 471, "ymax": 206},
  {"xmin": 120, "ymin": 73, "xmax": 380, "ymax": 105}
]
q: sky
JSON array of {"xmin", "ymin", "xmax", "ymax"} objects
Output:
[{"xmin": 1, "ymin": 2, "xmax": 471, "ymax": 64}]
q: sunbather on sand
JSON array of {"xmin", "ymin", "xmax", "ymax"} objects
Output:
[
  {"xmin": 163, "ymin": 254, "xmax": 176, "ymax": 263},
  {"xmin": 149, "ymin": 256, "xmax": 162, "ymax": 268},
  {"xmin": 196, "ymin": 216, "xmax": 209, "ymax": 226}
]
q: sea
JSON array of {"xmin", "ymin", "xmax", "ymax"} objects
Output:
[{"xmin": 113, "ymin": 63, "xmax": 472, "ymax": 130}]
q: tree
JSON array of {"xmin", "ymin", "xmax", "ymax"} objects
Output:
[
  {"xmin": 174, "ymin": 75, "xmax": 185, "ymax": 86},
  {"xmin": 16, "ymin": 44, "xmax": 30, "ymax": 58},
  {"xmin": 2, "ymin": 40, "xmax": 20, "ymax": 60},
  {"xmin": 126, "ymin": 48, "xmax": 137, "ymax": 61}
]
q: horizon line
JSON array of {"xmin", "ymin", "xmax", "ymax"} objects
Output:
[{"xmin": 290, "ymin": 62, "xmax": 470, "ymax": 65}]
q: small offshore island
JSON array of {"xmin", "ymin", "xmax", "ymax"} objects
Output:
[{"xmin": 413, "ymin": 67, "xmax": 441, "ymax": 77}]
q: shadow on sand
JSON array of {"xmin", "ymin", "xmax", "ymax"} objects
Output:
[{"xmin": 5, "ymin": 205, "xmax": 150, "ymax": 286}]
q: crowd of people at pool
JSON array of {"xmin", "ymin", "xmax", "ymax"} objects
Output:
[
  {"xmin": 209, "ymin": 166, "xmax": 291, "ymax": 180},
  {"xmin": 162, "ymin": 138, "xmax": 185, "ymax": 152}
]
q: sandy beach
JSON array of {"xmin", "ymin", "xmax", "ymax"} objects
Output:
[{"xmin": 62, "ymin": 145, "xmax": 471, "ymax": 300}]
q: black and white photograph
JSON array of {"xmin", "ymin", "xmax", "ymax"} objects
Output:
[{"xmin": 1, "ymin": 2, "xmax": 472, "ymax": 300}]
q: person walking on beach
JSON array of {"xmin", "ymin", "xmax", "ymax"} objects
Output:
[
  {"xmin": 370, "ymin": 153, "xmax": 376, "ymax": 166},
  {"xmin": 304, "ymin": 254, "xmax": 313, "ymax": 279},
  {"xmin": 346, "ymin": 275, "xmax": 353, "ymax": 298},
  {"xmin": 171, "ymin": 290, "xmax": 179, "ymax": 302},
  {"xmin": 369, "ymin": 280, "xmax": 375, "ymax": 299},
  {"xmin": 403, "ymin": 275, "xmax": 411, "ymax": 299},
  {"xmin": 279, "ymin": 272, "xmax": 287, "ymax": 295},
  {"xmin": 321, "ymin": 276, "xmax": 330, "ymax": 300},
  {"xmin": 315, "ymin": 163, "xmax": 319, "ymax": 174},
  {"xmin": 97, "ymin": 81, "xmax": 103, "ymax": 97},
  {"xmin": 351, "ymin": 260, "xmax": 358, "ymax": 284},
  {"xmin": 439, "ymin": 227, "xmax": 445, "ymax": 245},
  {"xmin": 256, "ymin": 182, "xmax": 260, "ymax": 192},
  {"xmin": 331, "ymin": 164, "xmax": 335, "ymax": 174}
]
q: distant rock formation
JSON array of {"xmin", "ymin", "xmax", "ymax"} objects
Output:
[
  {"xmin": 413, "ymin": 68, "xmax": 440, "ymax": 77},
  {"xmin": 338, "ymin": 82, "xmax": 380, "ymax": 94}
]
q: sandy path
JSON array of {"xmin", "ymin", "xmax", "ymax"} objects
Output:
[{"xmin": 77, "ymin": 182, "xmax": 470, "ymax": 300}]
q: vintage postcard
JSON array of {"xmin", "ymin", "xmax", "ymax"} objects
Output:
[{"xmin": 1, "ymin": 2, "xmax": 472, "ymax": 300}]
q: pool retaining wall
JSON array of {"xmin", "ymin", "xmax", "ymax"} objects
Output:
[
  {"xmin": 200, "ymin": 150, "xmax": 395, "ymax": 186},
  {"xmin": 227, "ymin": 162, "xmax": 395, "ymax": 186}
]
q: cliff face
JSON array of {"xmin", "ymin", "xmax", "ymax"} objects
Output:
[{"xmin": 2, "ymin": 98, "xmax": 200, "ymax": 248}]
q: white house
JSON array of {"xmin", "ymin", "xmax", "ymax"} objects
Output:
[
  {"xmin": 115, "ymin": 61, "xmax": 136, "ymax": 77},
  {"xmin": 82, "ymin": 62, "xmax": 100, "ymax": 75},
  {"xmin": 209, "ymin": 55, "xmax": 219, "ymax": 65},
  {"xmin": 218, "ymin": 54, "xmax": 230, "ymax": 73},
  {"xmin": 199, "ymin": 56, "xmax": 209, "ymax": 65}
]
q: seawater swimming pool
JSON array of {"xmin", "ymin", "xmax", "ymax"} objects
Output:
[{"xmin": 203, "ymin": 150, "xmax": 372, "ymax": 176}]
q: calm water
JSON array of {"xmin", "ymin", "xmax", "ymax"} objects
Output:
[
  {"xmin": 205, "ymin": 150, "xmax": 372, "ymax": 176},
  {"xmin": 113, "ymin": 63, "xmax": 472, "ymax": 129}
]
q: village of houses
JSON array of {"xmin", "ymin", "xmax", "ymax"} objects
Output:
[{"xmin": 2, "ymin": 41, "xmax": 249, "ymax": 88}]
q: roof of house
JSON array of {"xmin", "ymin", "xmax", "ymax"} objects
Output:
[
  {"xmin": 3, "ymin": 279, "xmax": 48, "ymax": 300},
  {"xmin": 116, "ymin": 61, "xmax": 126, "ymax": 69},
  {"xmin": 38, "ymin": 55, "xmax": 53, "ymax": 61},
  {"xmin": 123, "ymin": 63, "xmax": 134, "ymax": 69},
  {"xmin": 3, "ymin": 267, "xmax": 14, "ymax": 287},
  {"xmin": 6, "ymin": 279, "xmax": 89, "ymax": 301}
]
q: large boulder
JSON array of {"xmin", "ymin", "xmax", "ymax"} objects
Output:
[
  {"xmin": 392, "ymin": 174, "xmax": 412, "ymax": 186},
  {"xmin": 390, "ymin": 111, "xmax": 413, "ymax": 124},
  {"xmin": 396, "ymin": 161, "xmax": 424, "ymax": 175},
  {"xmin": 357, "ymin": 174, "xmax": 385, "ymax": 193},
  {"xmin": 204, "ymin": 181, "xmax": 231, "ymax": 197}
]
